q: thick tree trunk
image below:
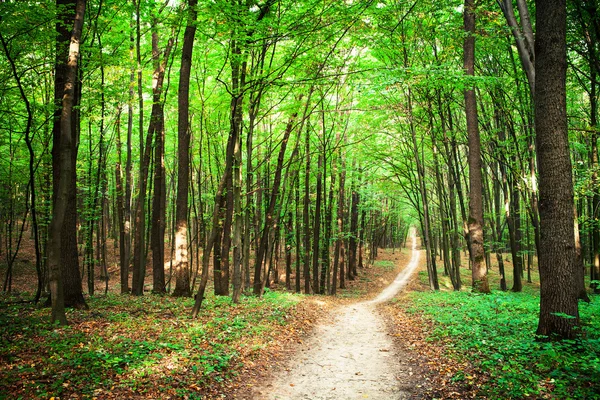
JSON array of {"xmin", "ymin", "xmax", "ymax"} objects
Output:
[
  {"xmin": 51, "ymin": 0, "xmax": 87, "ymax": 310},
  {"xmin": 535, "ymin": 0, "xmax": 580, "ymax": 339},
  {"xmin": 49, "ymin": 0, "xmax": 87, "ymax": 324},
  {"xmin": 464, "ymin": 0, "xmax": 489, "ymax": 293},
  {"xmin": 172, "ymin": 0, "xmax": 198, "ymax": 298}
]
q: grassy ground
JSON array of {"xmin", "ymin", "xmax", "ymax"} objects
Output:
[
  {"xmin": 0, "ymin": 247, "xmax": 410, "ymax": 399},
  {"xmin": 384, "ymin": 251, "xmax": 600, "ymax": 399}
]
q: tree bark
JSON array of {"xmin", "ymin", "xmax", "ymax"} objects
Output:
[
  {"xmin": 172, "ymin": 0, "xmax": 198, "ymax": 298},
  {"xmin": 132, "ymin": 15, "xmax": 173, "ymax": 296},
  {"xmin": 48, "ymin": 0, "xmax": 87, "ymax": 324},
  {"xmin": 253, "ymin": 110, "xmax": 300, "ymax": 295},
  {"xmin": 50, "ymin": 0, "xmax": 87, "ymax": 310},
  {"xmin": 464, "ymin": 0, "xmax": 490, "ymax": 293},
  {"xmin": 535, "ymin": 0, "xmax": 580, "ymax": 339}
]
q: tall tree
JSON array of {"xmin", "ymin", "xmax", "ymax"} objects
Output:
[
  {"xmin": 48, "ymin": 0, "xmax": 87, "ymax": 324},
  {"xmin": 132, "ymin": 2, "xmax": 174, "ymax": 296},
  {"xmin": 464, "ymin": 0, "xmax": 489, "ymax": 293},
  {"xmin": 172, "ymin": 0, "xmax": 198, "ymax": 298},
  {"xmin": 50, "ymin": 0, "xmax": 87, "ymax": 310},
  {"xmin": 535, "ymin": 0, "xmax": 580, "ymax": 339}
]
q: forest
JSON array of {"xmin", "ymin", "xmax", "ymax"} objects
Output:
[{"xmin": 1, "ymin": 0, "xmax": 600, "ymax": 398}]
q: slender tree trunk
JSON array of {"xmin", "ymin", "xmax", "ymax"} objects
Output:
[
  {"xmin": 151, "ymin": 108, "xmax": 167, "ymax": 294},
  {"xmin": 408, "ymin": 90, "xmax": 439, "ymax": 290},
  {"xmin": 312, "ymin": 153, "xmax": 323, "ymax": 293},
  {"xmin": 285, "ymin": 212, "xmax": 293, "ymax": 290},
  {"xmin": 132, "ymin": 17, "xmax": 173, "ymax": 296},
  {"xmin": 131, "ymin": 0, "xmax": 146, "ymax": 296},
  {"xmin": 334, "ymin": 137, "xmax": 346, "ymax": 293},
  {"xmin": 121, "ymin": 23, "xmax": 135, "ymax": 294},
  {"xmin": 348, "ymin": 185, "xmax": 359, "ymax": 281},
  {"xmin": 253, "ymin": 109, "xmax": 300, "ymax": 295},
  {"xmin": 510, "ymin": 178, "xmax": 523, "ymax": 292},
  {"xmin": 324, "ymin": 150, "xmax": 335, "ymax": 294},
  {"xmin": 192, "ymin": 172, "xmax": 228, "ymax": 317},
  {"xmin": 115, "ymin": 108, "xmax": 128, "ymax": 294},
  {"xmin": 303, "ymin": 118, "xmax": 311, "ymax": 293},
  {"xmin": 0, "ymin": 30, "xmax": 42, "ymax": 302}
]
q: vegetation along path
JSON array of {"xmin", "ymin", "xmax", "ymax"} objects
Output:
[{"xmin": 255, "ymin": 229, "xmax": 421, "ymax": 400}]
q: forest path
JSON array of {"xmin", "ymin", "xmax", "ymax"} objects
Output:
[{"xmin": 255, "ymin": 229, "xmax": 421, "ymax": 400}]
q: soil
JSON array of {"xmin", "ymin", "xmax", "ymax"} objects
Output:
[{"xmin": 244, "ymin": 229, "xmax": 429, "ymax": 400}]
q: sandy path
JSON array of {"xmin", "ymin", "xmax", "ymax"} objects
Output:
[{"xmin": 256, "ymin": 229, "xmax": 421, "ymax": 400}]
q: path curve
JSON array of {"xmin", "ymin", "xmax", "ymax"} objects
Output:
[{"xmin": 257, "ymin": 228, "xmax": 421, "ymax": 400}]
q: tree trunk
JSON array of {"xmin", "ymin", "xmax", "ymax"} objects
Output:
[
  {"xmin": 122, "ymin": 22, "xmax": 135, "ymax": 294},
  {"xmin": 334, "ymin": 148, "xmax": 346, "ymax": 293},
  {"xmin": 295, "ymin": 170, "xmax": 302, "ymax": 293},
  {"xmin": 312, "ymin": 153, "xmax": 323, "ymax": 293},
  {"xmin": 535, "ymin": 0, "xmax": 580, "ymax": 339},
  {"xmin": 50, "ymin": 0, "xmax": 87, "ymax": 310},
  {"xmin": 464, "ymin": 0, "xmax": 489, "ymax": 293},
  {"xmin": 172, "ymin": 0, "xmax": 198, "ymax": 298},
  {"xmin": 132, "ymin": 16, "xmax": 174, "ymax": 296},
  {"xmin": 151, "ymin": 108, "xmax": 167, "ymax": 294},
  {"xmin": 253, "ymin": 109, "xmax": 300, "ymax": 296},
  {"xmin": 303, "ymin": 117, "xmax": 311, "ymax": 293},
  {"xmin": 48, "ymin": 0, "xmax": 87, "ymax": 324},
  {"xmin": 408, "ymin": 90, "xmax": 439, "ymax": 290}
]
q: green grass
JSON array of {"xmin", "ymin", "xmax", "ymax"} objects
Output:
[
  {"xmin": 372, "ymin": 259, "xmax": 396, "ymax": 272},
  {"xmin": 0, "ymin": 290, "xmax": 303, "ymax": 399},
  {"xmin": 406, "ymin": 290, "xmax": 600, "ymax": 399}
]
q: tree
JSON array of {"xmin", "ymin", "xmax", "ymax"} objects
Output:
[
  {"xmin": 172, "ymin": 0, "xmax": 198, "ymax": 298},
  {"xmin": 50, "ymin": 0, "xmax": 87, "ymax": 310},
  {"xmin": 535, "ymin": 0, "xmax": 580, "ymax": 339},
  {"xmin": 464, "ymin": 0, "xmax": 489, "ymax": 293},
  {"xmin": 48, "ymin": 0, "xmax": 87, "ymax": 324}
]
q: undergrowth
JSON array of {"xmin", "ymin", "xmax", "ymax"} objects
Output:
[
  {"xmin": 0, "ymin": 290, "xmax": 302, "ymax": 399},
  {"xmin": 407, "ymin": 290, "xmax": 600, "ymax": 399}
]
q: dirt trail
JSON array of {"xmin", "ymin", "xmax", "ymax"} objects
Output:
[{"xmin": 255, "ymin": 229, "xmax": 421, "ymax": 400}]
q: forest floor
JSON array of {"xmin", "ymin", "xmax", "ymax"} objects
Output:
[{"xmin": 0, "ymin": 235, "xmax": 517, "ymax": 399}]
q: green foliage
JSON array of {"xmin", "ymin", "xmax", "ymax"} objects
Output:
[
  {"xmin": 406, "ymin": 291, "xmax": 600, "ymax": 399},
  {"xmin": 0, "ymin": 291, "xmax": 302, "ymax": 398}
]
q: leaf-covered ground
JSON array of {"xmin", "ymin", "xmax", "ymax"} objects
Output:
[
  {"xmin": 3, "ymin": 246, "xmax": 599, "ymax": 399},
  {"xmin": 0, "ymin": 248, "xmax": 412, "ymax": 399}
]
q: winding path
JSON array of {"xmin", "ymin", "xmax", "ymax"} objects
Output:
[{"xmin": 258, "ymin": 229, "xmax": 421, "ymax": 400}]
